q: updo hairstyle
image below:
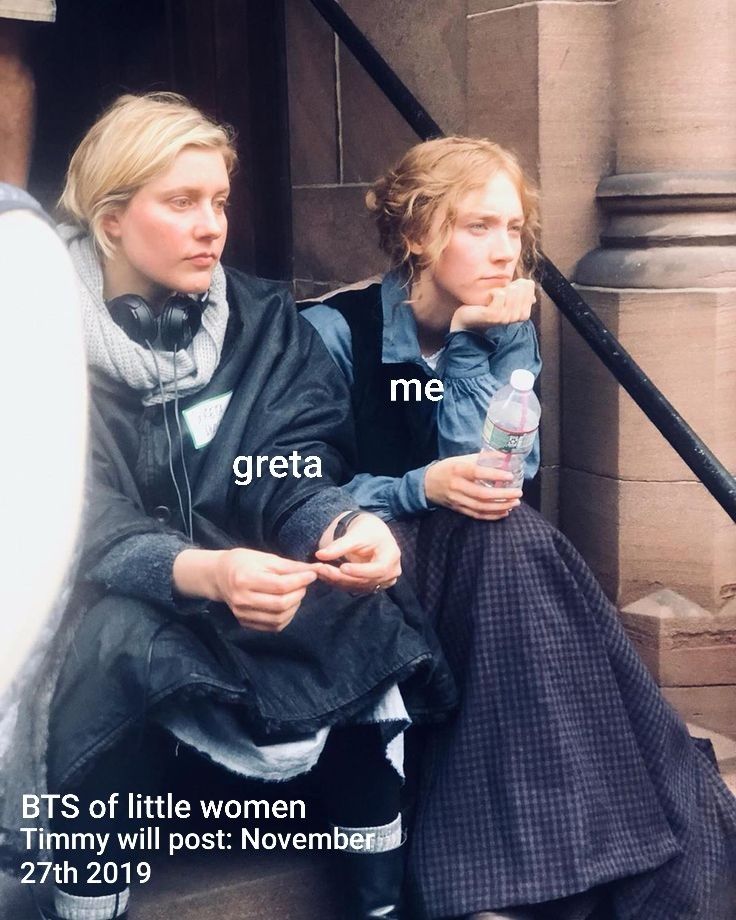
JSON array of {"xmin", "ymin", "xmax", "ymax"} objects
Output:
[{"xmin": 366, "ymin": 136, "xmax": 540, "ymax": 282}]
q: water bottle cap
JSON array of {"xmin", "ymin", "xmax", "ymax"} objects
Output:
[{"xmin": 510, "ymin": 369, "xmax": 535, "ymax": 392}]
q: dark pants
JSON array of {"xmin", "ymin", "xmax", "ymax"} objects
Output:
[{"xmin": 49, "ymin": 723, "xmax": 400, "ymax": 897}]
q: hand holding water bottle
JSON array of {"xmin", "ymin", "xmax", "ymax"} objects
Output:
[
  {"xmin": 477, "ymin": 369, "xmax": 541, "ymax": 490},
  {"xmin": 425, "ymin": 456, "xmax": 522, "ymax": 520}
]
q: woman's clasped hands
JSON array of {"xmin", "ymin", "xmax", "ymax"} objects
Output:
[
  {"xmin": 173, "ymin": 511, "xmax": 401, "ymax": 632},
  {"xmin": 314, "ymin": 511, "xmax": 402, "ymax": 594}
]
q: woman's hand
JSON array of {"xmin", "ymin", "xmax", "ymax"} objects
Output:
[
  {"xmin": 173, "ymin": 547, "xmax": 318, "ymax": 632},
  {"xmin": 450, "ymin": 278, "xmax": 536, "ymax": 334},
  {"xmin": 314, "ymin": 512, "xmax": 401, "ymax": 594},
  {"xmin": 424, "ymin": 455, "xmax": 522, "ymax": 520}
]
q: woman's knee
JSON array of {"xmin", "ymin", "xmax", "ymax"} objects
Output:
[{"xmin": 454, "ymin": 501, "xmax": 558, "ymax": 558}]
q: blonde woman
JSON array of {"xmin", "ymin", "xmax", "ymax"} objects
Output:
[
  {"xmin": 302, "ymin": 138, "xmax": 736, "ymax": 920},
  {"xmin": 1, "ymin": 95, "xmax": 459, "ymax": 920}
]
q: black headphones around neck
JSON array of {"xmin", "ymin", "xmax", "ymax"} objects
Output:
[{"xmin": 107, "ymin": 293, "xmax": 203, "ymax": 351}]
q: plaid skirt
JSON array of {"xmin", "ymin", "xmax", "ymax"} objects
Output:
[{"xmin": 393, "ymin": 505, "xmax": 736, "ymax": 920}]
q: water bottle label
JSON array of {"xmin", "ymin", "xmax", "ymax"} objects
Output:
[{"xmin": 482, "ymin": 419, "xmax": 536, "ymax": 454}]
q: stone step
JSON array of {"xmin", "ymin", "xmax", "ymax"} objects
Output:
[
  {"xmin": 131, "ymin": 849, "xmax": 342, "ymax": 919},
  {"xmin": 687, "ymin": 721, "xmax": 736, "ymax": 796},
  {"xmin": 665, "ymin": 685, "xmax": 736, "ymax": 737},
  {"xmin": 0, "ymin": 849, "xmax": 342, "ymax": 920}
]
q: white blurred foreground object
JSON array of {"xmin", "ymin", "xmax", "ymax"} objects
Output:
[
  {"xmin": 0, "ymin": 207, "xmax": 86, "ymax": 703},
  {"xmin": 477, "ymin": 368, "xmax": 540, "ymax": 490}
]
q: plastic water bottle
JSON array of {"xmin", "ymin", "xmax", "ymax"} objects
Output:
[{"xmin": 477, "ymin": 369, "xmax": 540, "ymax": 489}]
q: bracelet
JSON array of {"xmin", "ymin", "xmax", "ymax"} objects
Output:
[{"xmin": 333, "ymin": 509, "xmax": 364, "ymax": 540}]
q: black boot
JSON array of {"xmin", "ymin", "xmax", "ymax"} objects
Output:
[{"xmin": 341, "ymin": 845, "xmax": 404, "ymax": 919}]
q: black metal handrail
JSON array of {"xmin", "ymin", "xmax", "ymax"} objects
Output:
[{"xmin": 307, "ymin": 0, "xmax": 736, "ymax": 524}]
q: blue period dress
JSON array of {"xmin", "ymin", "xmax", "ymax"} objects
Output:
[{"xmin": 301, "ymin": 274, "xmax": 736, "ymax": 920}]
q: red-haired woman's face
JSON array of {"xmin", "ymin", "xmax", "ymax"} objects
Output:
[{"xmin": 423, "ymin": 171, "xmax": 524, "ymax": 311}]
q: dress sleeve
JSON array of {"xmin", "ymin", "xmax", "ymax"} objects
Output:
[
  {"xmin": 301, "ymin": 304, "xmax": 434, "ymax": 521},
  {"xmin": 342, "ymin": 468, "xmax": 431, "ymax": 521},
  {"xmin": 437, "ymin": 320, "xmax": 542, "ymax": 479}
]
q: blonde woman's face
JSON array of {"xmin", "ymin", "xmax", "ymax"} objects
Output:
[
  {"xmin": 424, "ymin": 171, "xmax": 524, "ymax": 311},
  {"xmin": 103, "ymin": 146, "xmax": 229, "ymax": 302}
]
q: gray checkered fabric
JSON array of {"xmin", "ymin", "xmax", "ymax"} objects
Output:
[{"xmin": 392, "ymin": 505, "xmax": 736, "ymax": 920}]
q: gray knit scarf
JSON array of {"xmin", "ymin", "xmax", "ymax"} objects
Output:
[{"xmin": 59, "ymin": 224, "xmax": 229, "ymax": 405}]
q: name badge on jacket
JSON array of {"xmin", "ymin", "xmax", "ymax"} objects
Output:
[{"xmin": 182, "ymin": 391, "xmax": 232, "ymax": 449}]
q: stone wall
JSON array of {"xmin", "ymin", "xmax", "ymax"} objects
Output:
[
  {"xmin": 466, "ymin": 0, "xmax": 617, "ymax": 521},
  {"xmin": 285, "ymin": 0, "xmax": 466, "ymax": 300}
]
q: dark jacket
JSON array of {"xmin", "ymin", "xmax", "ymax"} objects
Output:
[{"xmin": 45, "ymin": 269, "xmax": 456, "ymax": 793}]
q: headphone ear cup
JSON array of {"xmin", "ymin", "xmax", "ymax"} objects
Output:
[
  {"xmin": 159, "ymin": 296, "xmax": 203, "ymax": 351},
  {"xmin": 107, "ymin": 295, "xmax": 158, "ymax": 346}
]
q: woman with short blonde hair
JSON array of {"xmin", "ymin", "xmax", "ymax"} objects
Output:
[
  {"xmin": 59, "ymin": 91, "xmax": 238, "ymax": 258},
  {"xmin": 8, "ymin": 93, "xmax": 457, "ymax": 920}
]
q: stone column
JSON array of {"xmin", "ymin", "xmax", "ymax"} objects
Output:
[
  {"xmin": 467, "ymin": 0, "xmax": 616, "ymax": 522},
  {"xmin": 570, "ymin": 0, "xmax": 736, "ymax": 725}
]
